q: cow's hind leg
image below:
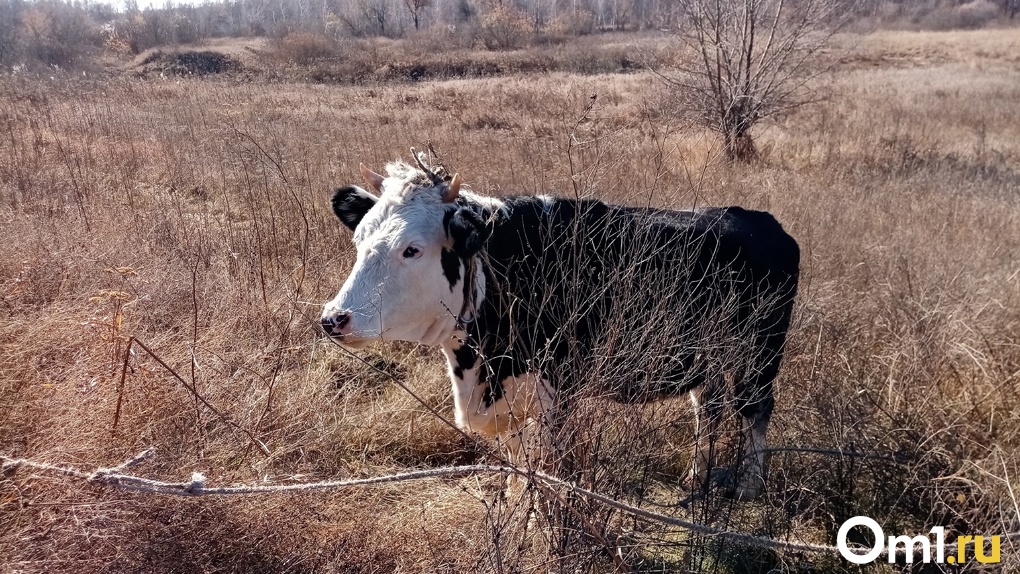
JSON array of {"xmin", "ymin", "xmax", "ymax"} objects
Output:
[
  {"xmin": 734, "ymin": 408, "xmax": 769, "ymax": 500},
  {"xmin": 727, "ymin": 285, "xmax": 793, "ymax": 499},
  {"xmin": 731, "ymin": 348, "xmax": 780, "ymax": 500}
]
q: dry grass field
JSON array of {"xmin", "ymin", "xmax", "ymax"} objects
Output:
[{"xmin": 2, "ymin": 27, "xmax": 1020, "ymax": 573}]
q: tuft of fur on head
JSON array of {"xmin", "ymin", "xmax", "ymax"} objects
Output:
[
  {"xmin": 374, "ymin": 158, "xmax": 505, "ymax": 215},
  {"xmin": 381, "ymin": 161, "xmax": 445, "ymax": 199}
]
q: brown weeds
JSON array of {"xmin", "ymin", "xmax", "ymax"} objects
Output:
[{"xmin": 2, "ymin": 29, "xmax": 1020, "ymax": 573}]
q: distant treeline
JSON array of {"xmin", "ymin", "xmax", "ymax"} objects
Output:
[{"xmin": 0, "ymin": 0, "xmax": 1016, "ymax": 70}]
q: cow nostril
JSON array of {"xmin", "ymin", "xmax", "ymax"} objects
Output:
[
  {"xmin": 321, "ymin": 316, "xmax": 335, "ymax": 335},
  {"xmin": 322, "ymin": 313, "xmax": 352, "ymax": 336}
]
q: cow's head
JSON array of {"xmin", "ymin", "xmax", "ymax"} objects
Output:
[{"xmin": 321, "ymin": 159, "xmax": 494, "ymax": 348}]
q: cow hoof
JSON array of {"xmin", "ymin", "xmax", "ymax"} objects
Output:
[
  {"xmin": 690, "ymin": 469, "xmax": 764, "ymax": 500},
  {"xmin": 689, "ymin": 467, "xmax": 731, "ymax": 493},
  {"xmin": 720, "ymin": 471, "xmax": 764, "ymax": 500},
  {"xmin": 730, "ymin": 474, "xmax": 765, "ymax": 501}
]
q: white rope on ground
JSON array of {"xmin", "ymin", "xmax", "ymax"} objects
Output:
[
  {"xmin": 3, "ymin": 450, "xmax": 1016, "ymax": 558},
  {"xmin": 2, "ymin": 452, "xmax": 513, "ymax": 496}
]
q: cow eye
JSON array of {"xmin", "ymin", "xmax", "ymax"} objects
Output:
[{"xmin": 402, "ymin": 246, "xmax": 421, "ymax": 259}]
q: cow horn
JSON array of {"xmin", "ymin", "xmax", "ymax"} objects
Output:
[
  {"xmin": 443, "ymin": 173, "xmax": 461, "ymax": 203},
  {"xmin": 359, "ymin": 163, "xmax": 385, "ymax": 192}
]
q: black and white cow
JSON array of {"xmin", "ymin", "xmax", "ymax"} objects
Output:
[{"xmin": 321, "ymin": 157, "xmax": 799, "ymax": 499}]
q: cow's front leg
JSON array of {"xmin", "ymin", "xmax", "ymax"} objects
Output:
[
  {"xmin": 494, "ymin": 377, "xmax": 557, "ymax": 530},
  {"xmin": 493, "ymin": 372, "xmax": 557, "ymax": 471},
  {"xmin": 480, "ymin": 372, "xmax": 557, "ymax": 516},
  {"xmin": 442, "ymin": 339, "xmax": 555, "ymax": 455},
  {"xmin": 689, "ymin": 375, "xmax": 725, "ymax": 493},
  {"xmin": 500, "ymin": 414, "xmax": 555, "ymax": 473}
]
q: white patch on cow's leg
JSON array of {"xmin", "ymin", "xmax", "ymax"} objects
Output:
[
  {"xmin": 437, "ymin": 362, "xmax": 556, "ymax": 523},
  {"xmin": 733, "ymin": 414, "xmax": 768, "ymax": 500},
  {"xmin": 689, "ymin": 378, "xmax": 724, "ymax": 492}
]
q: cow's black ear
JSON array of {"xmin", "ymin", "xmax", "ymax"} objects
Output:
[
  {"xmin": 332, "ymin": 186, "xmax": 377, "ymax": 231},
  {"xmin": 448, "ymin": 207, "xmax": 491, "ymax": 256}
]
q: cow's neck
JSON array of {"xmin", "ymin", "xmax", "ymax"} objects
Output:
[{"xmin": 456, "ymin": 252, "xmax": 486, "ymax": 328}]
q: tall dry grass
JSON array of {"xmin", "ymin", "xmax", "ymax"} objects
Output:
[{"xmin": 2, "ymin": 29, "xmax": 1020, "ymax": 572}]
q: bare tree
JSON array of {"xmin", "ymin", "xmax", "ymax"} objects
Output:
[
  {"xmin": 16, "ymin": 1, "xmax": 102, "ymax": 67},
  {"xmin": 363, "ymin": 0, "xmax": 390, "ymax": 35},
  {"xmin": 0, "ymin": 0, "xmax": 21, "ymax": 69},
  {"xmin": 659, "ymin": 0, "xmax": 850, "ymax": 162},
  {"xmin": 1004, "ymin": 0, "xmax": 1019, "ymax": 18},
  {"xmin": 478, "ymin": 3, "xmax": 531, "ymax": 50},
  {"xmin": 403, "ymin": 0, "xmax": 431, "ymax": 30}
]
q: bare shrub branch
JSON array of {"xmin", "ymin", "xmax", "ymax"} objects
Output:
[{"xmin": 657, "ymin": 0, "xmax": 854, "ymax": 161}]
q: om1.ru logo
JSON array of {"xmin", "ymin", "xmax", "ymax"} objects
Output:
[{"xmin": 838, "ymin": 516, "xmax": 1000, "ymax": 565}]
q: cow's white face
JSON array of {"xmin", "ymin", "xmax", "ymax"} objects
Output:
[{"xmin": 321, "ymin": 161, "xmax": 493, "ymax": 348}]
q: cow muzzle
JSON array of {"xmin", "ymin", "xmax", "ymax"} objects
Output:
[{"xmin": 320, "ymin": 311, "xmax": 352, "ymax": 338}]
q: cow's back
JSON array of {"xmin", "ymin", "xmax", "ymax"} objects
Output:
[{"xmin": 472, "ymin": 197, "xmax": 799, "ymax": 397}]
